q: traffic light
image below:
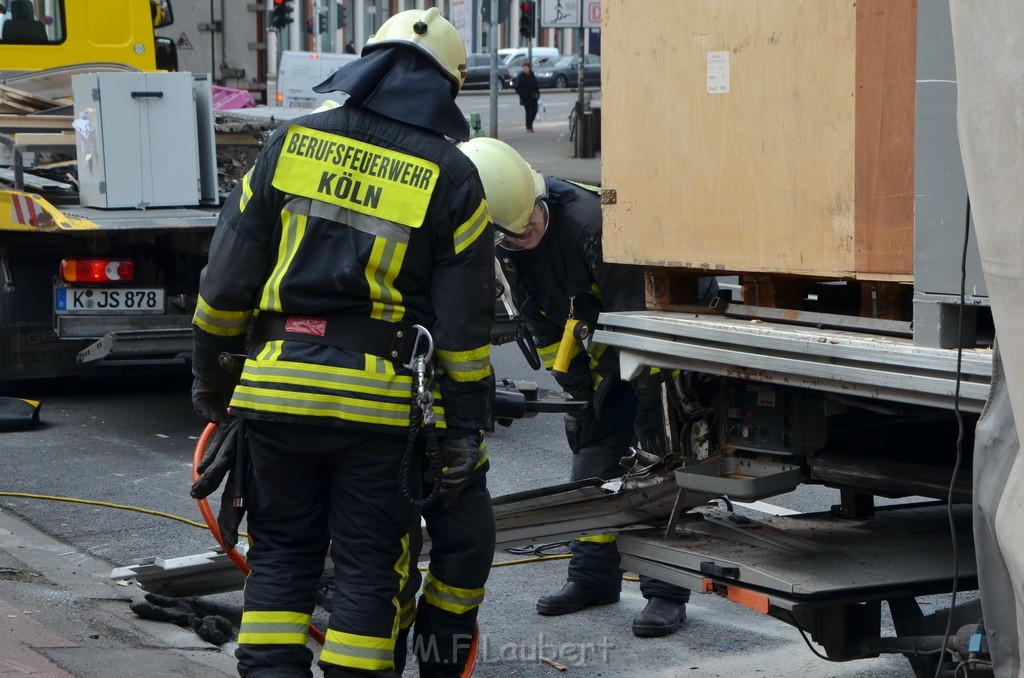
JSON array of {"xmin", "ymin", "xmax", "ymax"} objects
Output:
[
  {"xmin": 271, "ymin": 0, "xmax": 294, "ymax": 29},
  {"xmin": 519, "ymin": 1, "xmax": 535, "ymax": 40},
  {"xmin": 318, "ymin": 13, "xmax": 327, "ymax": 34},
  {"xmin": 338, "ymin": 4, "xmax": 347, "ymax": 29}
]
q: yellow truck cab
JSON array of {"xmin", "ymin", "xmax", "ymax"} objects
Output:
[{"xmin": 0, "ymin": 0, "xmax": 176, "ymax": 75}]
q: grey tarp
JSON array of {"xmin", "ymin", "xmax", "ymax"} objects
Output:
[{"xmin": 949, "ymin": 2, "xmax": 1024, "ymax": 676}]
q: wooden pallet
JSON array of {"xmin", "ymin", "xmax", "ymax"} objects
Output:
[
  {"xmin": 0, "ymin": 85, "xmax": 63, "ymax": 114},
  {"xmin": 645, "ymin": 268, "xmax": 914, "ymax": 323}
]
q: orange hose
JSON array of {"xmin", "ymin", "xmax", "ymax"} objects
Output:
[
  {"xmin": 461, "ymin": 622, "xmax": 480, "ymax": 677},
  {"xmin": 193, "ymin": 422, "xmax": 326, "ymax": 646}
]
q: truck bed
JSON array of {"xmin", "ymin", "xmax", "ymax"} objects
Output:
[{"xmin": 594, "ymin": 311, "xmax": 992, "ymax": 412}]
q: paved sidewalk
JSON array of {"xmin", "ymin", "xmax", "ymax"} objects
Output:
[
  {"xmin": 500, "ymin": 116, "xmax": 601, "ymax": 186},
  {"xmin": 0, "ymin": 506, "xmax": 238, "ymax": 677}
]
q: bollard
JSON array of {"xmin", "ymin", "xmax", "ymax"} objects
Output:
[{"xmin": 467, "ymin": 112, "xmax": 483, "ymax": 138}]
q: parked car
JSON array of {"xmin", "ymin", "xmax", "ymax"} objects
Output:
[
  {"xmin": 504, "ymin": 54, "xmax": 556, "ymax": 88},
  {"xmin": 533, "ymin": 54, "xmax": 601, "ymax": 89},
  {"xmin": 497, "ymin": 46, "xmax": 560, "ymax": 67},
  {"xmin": 463, "ymin": 52, "xmax": 511, "ymax": 90}
]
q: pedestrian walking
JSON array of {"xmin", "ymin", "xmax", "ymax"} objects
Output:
[{"xmin": 514, "ymin": 61, "xmax": 540, "ymax": 132}]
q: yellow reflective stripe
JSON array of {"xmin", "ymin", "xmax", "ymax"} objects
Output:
[
  {"xmin": 232, "ymin": 384, "xmax": 417, "ymax": 426},
  {"xmin": 577, "ymin": 534, "xmax": 617, "ymax": 543},
  {"xmin": 240, "ymin": 358, "xmax": 415, "ymax": 398},
  {"xmin": 399, "ymin": 598, "xmax": 416, "ymax": 630},
  {"xmin": 321, "ymin": 629, "xmax": 395, "ymax": 671},
  {"xmin": 565, "ymin": 179, "xmax": 602, "ymax": 195},
  {"xmin": 436, "ymin": 345, "xmax": 492, "ymax": 382},
  {"xmin": 237, "ymin": 610, "xmax": 311, "ymax": 645},
  {"xmin": 421, "ymin": 571, "xmax": 485, "ymax": 615},
  {"xmin": 272, "ymin": 125, "xmax": 439, "ymax": 229},
  {"xmin": 589, "ymin": 342, "xmax": 607, "ymax": 389},
  {"xmin": 453, "ymin": 200, "xmax": 490, "ymax": 254},
  {"xmin": 474, "ymin": 449, "xmax": 489, "ymax": 470},
  {"xmin": 537, "ymin": 341, "xmax": 560, "ymax": 369},
  {"xmin": 365, "ymin": 235, "xmax": 407, "ymax": 322},
  {"xmin": 256, "ymin": 338, "xmax": 284, "ymax": 361},
  {"xmin": 193, "ymin": 295, "xmax": 251, "ymax": 336},
  {"xmin": 391, "ymin": 533, "xmax": 412, "ymax": 638},
  {"xmin": 259, "ymin": 209, "xmax": 308, "ymax": 311},
  {"xmin": 239, "ymin": 166, "xmax": 255, "ymax": 213}
]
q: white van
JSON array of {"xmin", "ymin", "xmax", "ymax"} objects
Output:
[
  {"xmin": 497, "ymin": 46, "xmax": 560, "ymax": 67},
  {"xmin": 276, "ymin": 51, "xmax": 359, "ymax": 108}
]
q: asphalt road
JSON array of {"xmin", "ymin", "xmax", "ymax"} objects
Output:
[{"xmin": 0, "ymin": 342, "xmax": 930, "ymax": 677}]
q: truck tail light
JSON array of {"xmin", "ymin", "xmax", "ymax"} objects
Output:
[{"xmin": 60, "ymin": 259, "xmax": 135, "ymax": 283}]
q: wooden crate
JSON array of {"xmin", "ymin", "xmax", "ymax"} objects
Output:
[{"xmin": 601, "ymin": 0, "xmax": 917, "ymax": 281}]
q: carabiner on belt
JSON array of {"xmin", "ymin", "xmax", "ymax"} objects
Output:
[{"xmin": 407, "ymin": 325, "xmax": 436, "ymax": 426}]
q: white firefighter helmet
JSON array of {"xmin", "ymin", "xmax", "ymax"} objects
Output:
[
  {"xmin": 460, "ymin": 137, "xmax": 536, "ymax": 237},
  {"xmin": 532, "ymin": 169, "xmax": 547, "ymax": 200},
  {"xmin": 363, "ymin": 7, "xmax": 468, "ymax": 93}
]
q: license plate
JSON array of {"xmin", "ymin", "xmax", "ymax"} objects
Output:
[{"xmin": 54, "ymin": 287, "xmax": 165, "ymax": 315}]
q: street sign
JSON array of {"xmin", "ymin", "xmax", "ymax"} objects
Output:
[{"xmin": 540, "ymin": 0, "xmax": 600, "ymax": 29}]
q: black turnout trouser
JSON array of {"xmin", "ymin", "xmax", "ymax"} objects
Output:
[
  {"xmin": 411, "ymin": 475, "xmax": 496, "ymax": 677},
  {"xmin": 565, "ymin": 382, "xmax": 691, "ymax": 606},
  {"xmin": 236, "ymin": 420, "xmax": 419, "ymax": 678}
]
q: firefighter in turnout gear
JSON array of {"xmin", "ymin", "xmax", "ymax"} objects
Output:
[
  {"xmin": 190, "ymin": 8, "xmax": 496, "ymax": 677},
  {"xmin": 465, "ymin": 139, "xmax": 712, "ymax": 638}
]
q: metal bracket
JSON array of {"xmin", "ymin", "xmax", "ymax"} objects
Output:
[
  {"xmin": 198, "ymin": 21, "xmax": 222, "ymax": 32},
  {"xmin": 0, "ymin": 245, "xmax": 14, "ymax": 292},
  {"xmin": 601, "ymin": 188, "xmax": 617, "ymax": 205}
]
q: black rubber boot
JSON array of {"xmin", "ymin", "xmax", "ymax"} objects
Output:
[
  {"xmin": 536, "ymin": 581, "xmax": 620, "ymax": 616},
  {"xmin": 631, "ymin": 597, "xmax": 686, "ymax": 638}
]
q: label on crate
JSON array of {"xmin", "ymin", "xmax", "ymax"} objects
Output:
[{"xmin": 707, "ymin": 51, "xmax": 730, "ymax": 94}]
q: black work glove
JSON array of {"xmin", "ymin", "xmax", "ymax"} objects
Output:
[
  {"xmin": 191, "ymin": 378, "xmax": 234, "ymax": 423},
  {"xmin": 130, "ymin": 593, "xmax": 235, "ymax": 645},
  {"xmin": 130, "ymin": 593, "xmax": 196, "ymax": 626},
  {"xmin": 215, "ymin": 477, "xmax": 247, "ymax": 550},
  {"xmin": 564, "ymin": 406, "xmax": 598, "ymax": 454},
  {"xmin": 190, "ymin": 418, "xmax": 247, "ymax": 550},
  {"xmin": 190, "ymin": 613, "xmax": 235, "ymax": 645},
  {"xmin": 438, "ymin": 431, "xmax": 487, "ymax": 508},
  {"xmin": 190, "ymin": 418, "xmax": 241, "ymax": 500},
  {"xmin": 633, "ymin": 373, "xmax": 668, "ymax": 457}
]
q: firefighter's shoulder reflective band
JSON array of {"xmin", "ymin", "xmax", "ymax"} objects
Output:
[{"xmin": 273, "ymin": 125, "xmax": 439, "ymax": 229}]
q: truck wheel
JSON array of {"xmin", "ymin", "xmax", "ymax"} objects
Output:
[{"xmin": 555, "ymin": 75, "xmax": 569, "ymax": 89}]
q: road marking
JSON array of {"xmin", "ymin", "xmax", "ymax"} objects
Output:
[{"xmin": 733, "ymin": 500, "xmax": 800, "ymax": 516}]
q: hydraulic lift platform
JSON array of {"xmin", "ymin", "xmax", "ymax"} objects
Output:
[{"xmin": 617, "ymin": 501, "xmax": 979, "ymax": 666}]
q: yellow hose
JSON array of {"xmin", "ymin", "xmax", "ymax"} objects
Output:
[{"xmin": 0, "ymin": 492, "xmax": 637, "ymax": 580}]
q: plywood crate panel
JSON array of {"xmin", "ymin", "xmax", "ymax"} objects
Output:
[{"xmin": 601, "ymin": 0, "xmax": 916, "ymax": 280}]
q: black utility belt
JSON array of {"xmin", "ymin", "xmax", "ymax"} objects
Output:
[{"xmin": 250, "ymin": 312, "xmax": 427, "ymax": 366}]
